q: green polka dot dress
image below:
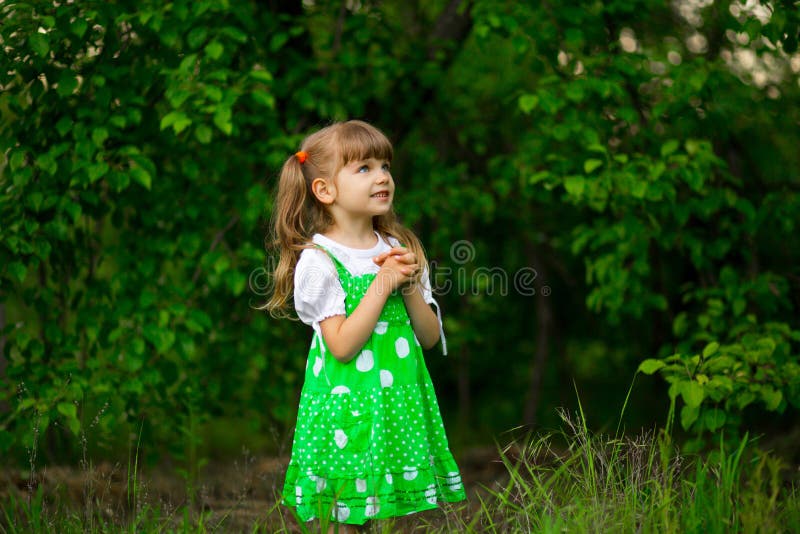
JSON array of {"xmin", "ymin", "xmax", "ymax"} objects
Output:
[{"xmin": 282, "ymin": 244, "xmax": 466, "ymax": 525}]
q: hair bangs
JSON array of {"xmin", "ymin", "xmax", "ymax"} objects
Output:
[{"xmin": 335, "ymin": 121, "xmax": 393, "ymax": 167}]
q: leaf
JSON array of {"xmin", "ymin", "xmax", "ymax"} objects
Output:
[
  {"xmin": 583, "ymin": 159, "xmax": 603, "ymax": 174},
  {"xmin": 251, "ymin": 90, "xmax": 275, "ymax": 109},
  {"xmin": 29, "ymin": 33, "xmax": 50, "ymax": 57},
  {"xmin": 71, "ymin": 19, "xmax": 88, "ymax": 38},
  {"xmin": 250, "ymin": 69, "xmax": 273, "ymax": 82},
  {"xmin": 161, "ymin": 111, "xmax": 192, "ymax": 134},
  {"xmin": 205, "ymin": 41, "xmax": 224, "ymax": 60},
  {"xmin": 143, "ymin": 325, "xmax": 176, "ymax": 353},
  {"xmin": 92, "ymin": 127, "xmax": 109, "ymax": 147},
  {"xmin": 221, "ymin": 26, "xmax": 248, "ymax": 43},
  {"xmin": 518, "ymin": 94, "xmax": 539, "ymax": 114},
  {"xmin": 56, "ymin": 116, "xmax": 73, "ymax": 137},
  {"xmin": 529, "ymin": 171, "xmax": 550, "ymax": 184},
  {"xmin": 566, "ymin": 83, "xmax": 584, "ymax": 102},
  {"xmin": 67, "ymin": 417, "xmax": 81, "ymax": 436},
  {"xmin": 680, "ymin": 404, "xmax": 699, "ymax": 430},
  {"xmin": 630, "ymin": 180, "xmax": 647, "ymax": 198},
  {"xmin": 703, "ymin": 409, "xmax": 726, "ymax": 431},
  {"xmin": 213, "ymin": 108, "xmax": 232, "ymax": 135},
  {"xmin": 179, "ymin": 53, "xmax": 198, "ymax": 72},
  {"xmin": 10, "ymin": 150, "xmax": 27, "ymax": 171},
  {"xmin": 35, "ymin": 154, "xmax": 57, "ymax": 175},
  {"xmin": 7, "ymin": 261, "xmax": 27, "ymax": 282},
  {"xmin": 269, "ymin": 32, "xmax": 289, "ymax": 52},
  {"xmin": 761, "ymin": 387, "xmax": 783, "ymax": 411},
  {"xmin": 681, "ymin": 381, "xmax": 705, "ymax": 408},
  {"xmin": 564, "ymin": 175, "xmax": 585, "ymax": 196},
  {"xmin": 702, "ymin": 342, "xmax": 719, "ymax": 358},
  {"xmin": 57, "ymin": 402, "xmax": 77, "ymax": 419},
  {"xmin": 737, "ymin": 391, "xmax": 756, "ymax": 410},
  {"xmin": 587, "ymin": 143, "xmax": 607, "ymax": 155},
  {"xmin": 56, "ymin": 73, "xmax": 78, "ymax": 97},
  {"xmin": 638, "ymin": 359, "xmax": 665, "ymax": 374},
  {"xmin": 130, "ymin": 167, "xmax": 152, "ymax": 190},
  {"xmin": 660, "ymin": 139, "xmax": 680, "ymax": 157},
  {"xmin": 195, "ymin": 124, "xmax": 213, "ymax": 144},
  {"xmin": 87, "ymin": 162, "xmax": 109, "ymax": 183},
  {"xmin": 186, "ymin": 27, "xmax": 208, "ymax": 49}
]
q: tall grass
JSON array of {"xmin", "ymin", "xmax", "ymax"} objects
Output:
[
  {"xmin": 469, "ymin": 408, "xmax": 799, "ymax": 533},
  {"xmin": 2, "ymin": 406, "xmax": 799, "ymax": 533}
]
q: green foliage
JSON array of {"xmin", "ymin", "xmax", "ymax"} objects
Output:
[
  {"xmin": 473, "ymin": 0, "xmax": 800, "ymax": 444},
  {"xmin": 0, "ymin": 0, "xmax": 307, "ymax": 462}
]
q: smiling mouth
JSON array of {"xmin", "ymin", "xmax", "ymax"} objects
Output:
[{"xmin": 371, "ymin": 192, "xmax": 390, "ymax": 198}]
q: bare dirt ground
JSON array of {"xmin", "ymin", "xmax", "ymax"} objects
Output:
[{"xmin": 1, "ymin": 447, "xmax": 508, "ymax": 532}]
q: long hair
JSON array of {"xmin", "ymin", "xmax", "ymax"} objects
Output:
[{"xmin": 263, "ymin": 120, "xmax": 429, "ymax": 318}]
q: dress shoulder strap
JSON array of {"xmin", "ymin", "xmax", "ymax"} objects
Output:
[{"xmin": 312, "ymin": 243, "xmax": 350, "ymax": 279}]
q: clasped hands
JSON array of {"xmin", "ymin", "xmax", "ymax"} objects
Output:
[{"xmin": 372, "ymin": 247, "xmax": 420, "ymax": 293}]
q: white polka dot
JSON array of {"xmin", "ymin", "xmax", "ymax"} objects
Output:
[
  {"xmin": 334, "ymin": 429, "xmax": 348, "ymax": 449},
  {"xmin": 395, "ymin": 337, "xmax": 410, "ymax": 358},
  {"xmin": 331, "ymin": 385, "xmax": 350, "ymax": 395},
  {"xmin": 380, "ymin": 370, "xmax": 393, "ymax": 388},
  {"xmin": 446, "ymin": 471, "xmax": 462, "ymax": 491},
  {"xmin": 355, "ymin": 350, "xmax": 374, "ymax": 372},
  {"xmin": 332, "ymin": 502, "xmax": 350, "ymax": 521},
  {"xmin": 316, "ymin": 477, "xmax": 326, "ymax": 493},
  {"xmin": 365, "ymin": 496, "xmax": 379, "ymax": 517},
  {"xmin": 402, "ymin": 466, "xmax": 418, "ymax": 480},
  {"xmin": 425, "ymin": 483, "xmax": 437, "ymax": 504},
  {"xmin": 385, "ymin": 473, "xmax": 393, "ymax": 484},
  {"xmin": 312, "ymin": 357, "xmax": 323, "ymax": 377},
  {"xmin": 295, "ymin": 485, "xmax": 302, "ymax": 505},
  {"xmin": 374, "ymin": 321, "xmax": 388, "ymax": 335},
  {"xmin": 356, "ymin": 478, "xmax": 367, "ymax": 493},
  {"xmin": 311, "ymin": 334, "xmax": 317, "ymax": 349}
]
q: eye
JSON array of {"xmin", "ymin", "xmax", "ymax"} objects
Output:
[
  {"xmin": 358, "ymin": 164, "xmax": 369, "ymax": 173},
  {"xmin": 381, "ymin": 162, "xmax": 391, "ymax": 171}
]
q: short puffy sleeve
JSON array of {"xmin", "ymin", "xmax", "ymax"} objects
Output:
[{"xmin": 293, "ymin": 248, "xmax": 346, "ymax": 326}]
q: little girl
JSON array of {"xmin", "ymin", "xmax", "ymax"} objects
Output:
[{"xmin": 266, "ymin": 120, "xmax": 466, "ymax": 530}]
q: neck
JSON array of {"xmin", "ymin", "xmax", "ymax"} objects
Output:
[{"xmin": 324, "ymin": 217, "xmax": 377, "ymax": 248}]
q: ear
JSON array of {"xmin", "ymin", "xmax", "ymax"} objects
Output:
[{"xmin": 311, "ymin": 177, "xmax": 336, "ymax": 205}]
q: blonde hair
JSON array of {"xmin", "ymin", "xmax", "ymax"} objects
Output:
[{"xmin": 263, "ymin": 120, "xmax": 429, "ymax": 318}]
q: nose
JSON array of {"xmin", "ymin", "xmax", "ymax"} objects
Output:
[{"xmin": 376, "ymin": 172, "xmax": 388, "ymax": 184}]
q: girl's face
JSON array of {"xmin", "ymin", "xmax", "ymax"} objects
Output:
[{"xmin": 331, "ymin": 157, "xmax": 395, "ymax": 218}]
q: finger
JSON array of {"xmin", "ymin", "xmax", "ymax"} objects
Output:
[
  {"xmin": 390, "ymin": 252, "xmax": 416, "ymax": 265},
  {"xmin": 402, "ymin": 263, "xmax": 419, "ymax": 275}
]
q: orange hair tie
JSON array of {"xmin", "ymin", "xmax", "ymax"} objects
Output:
[{"xmin": 295, "ymin": 151, "xmax": 308, "ymax": 164}]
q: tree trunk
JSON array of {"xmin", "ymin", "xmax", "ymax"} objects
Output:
[{"xmin": 522, "ymin": 244, "xmax": 553, "ymax": 427}]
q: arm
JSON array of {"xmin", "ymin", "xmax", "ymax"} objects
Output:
[
  {"xmin": 374, "ymin": 246, "xmax": 441, "ymax": 350},
  {"xmin": 401, "ymin": 283, "xmax": 441, "ymax": 349},
  {"xmin": 320, "ymin": 253, "xmax": 417, "ymax": 362}
]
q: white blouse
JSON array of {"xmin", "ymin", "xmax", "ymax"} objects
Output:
[{"xmin": 293, "ymin": 231, "xmax": 447, "ymax": 355}]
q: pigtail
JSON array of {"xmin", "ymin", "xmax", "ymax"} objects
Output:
[{"xmin": 263, "ymin": 155, "xmax": 314, "ymax": 318}]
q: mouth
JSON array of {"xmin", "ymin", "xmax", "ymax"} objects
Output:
[{"xmin": 371, "ymin": 191, "xmax": 390, "ymax": 199}]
